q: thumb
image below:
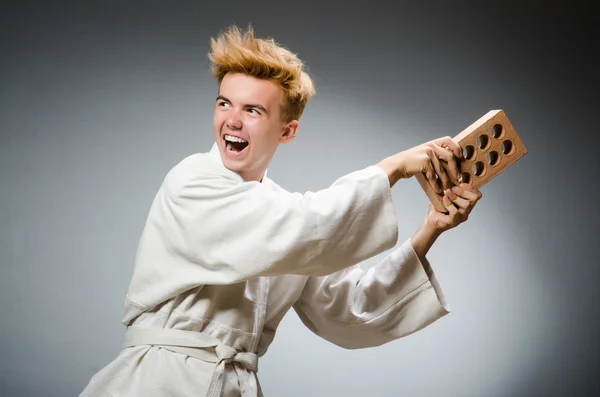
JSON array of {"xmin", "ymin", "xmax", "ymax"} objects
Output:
[
  {"xmin": 442, "ymin": 194, "xmax": 449, "ymax": 205},
  {"xmin": 442, "ymin": 194, "xmax": 453, "ymax": 210}
]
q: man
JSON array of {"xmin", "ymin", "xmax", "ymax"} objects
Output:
[{"xmin": 80, "ymin": 25, "xmax": 482, "ymax": 397}]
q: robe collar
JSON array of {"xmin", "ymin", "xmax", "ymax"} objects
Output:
[{"xmin": 208, "ymin": 142, "xmax": 269, "ymax": 183}]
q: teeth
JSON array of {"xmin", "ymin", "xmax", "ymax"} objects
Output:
[{"xmin": 224, "ymin": 135, "xmax": 247, "ymax": 143}]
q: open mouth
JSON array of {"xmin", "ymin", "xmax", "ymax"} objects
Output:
[{"xmin": 224, "ymin": 134, "xmax": 249, "ymax": 154}]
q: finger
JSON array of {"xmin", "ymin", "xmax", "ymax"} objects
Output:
[
  {"xmin": 433, "ymin": 145, "xmax": 461, "ymax": 184},
  {"xmin": 434, "ymin": 136, "xmax": 462, "ymax": 159},
  {"xmin": 442, "ymin": 193, "xmax": 458, "ymax": 218},
  {"xmin": 459, "ymin": 183, "xmax": 483, "ymax": 199},
  {"xmin": 446, "ymin": 156, "xmax": 461, "ymax": 185},
  {"xmin": 444, "ymin": 192, "xmax": 462, "ymax": 226},
  {"xmin": 423, "ymin": 153, "xmax": 442, "ymax": 194},
  {"xmin": 427, "ymin": 146, "xmax": 451, "ymax": 190},
  {"xmin": 447, "ymin": 187, "xmax": 470, "ymax": 210},
  {"xmin": 452, "ymin": 185, "xmax": 481, "ymax": 202},
  {"xmin": 424, "ymin": 169, "xmax": 441, "ymax": 194}
]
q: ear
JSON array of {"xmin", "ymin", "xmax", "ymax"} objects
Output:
[{"xmin": 279, "ymin": 120, "xmax": 299, "ymax": 144}]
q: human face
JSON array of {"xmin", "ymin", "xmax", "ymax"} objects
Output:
[{"xmin": 213, "ymin": 72, "xmax": 298, "ymax": 182}]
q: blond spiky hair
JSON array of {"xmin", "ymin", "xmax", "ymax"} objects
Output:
[{"xmin": 208, "ymin": 24, "xmax": 316, "ymax": 123}]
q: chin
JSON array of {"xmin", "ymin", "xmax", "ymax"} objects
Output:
[{"xmin": 221, "ymin": 156, "xmax": 246, "ymax": 172}]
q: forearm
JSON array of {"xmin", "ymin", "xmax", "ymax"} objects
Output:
[{"xmin": 410, "ymin": 219, "xmax": 442, "ymax": 262}]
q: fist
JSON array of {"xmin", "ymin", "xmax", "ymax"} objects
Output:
[{"xmin": 427, "ymin": 182, "xmax": 482, "ymax": 233}]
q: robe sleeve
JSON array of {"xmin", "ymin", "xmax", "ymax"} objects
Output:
[
  {"xmin": 292, "ymin": 239, "xmax": 450, "ymax": 349},
  {"xmin": 128, "ymin": 155, "xmax": 400, "ymax": 306}
]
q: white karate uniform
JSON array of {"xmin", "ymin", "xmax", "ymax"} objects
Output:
[{"xmin": 80, "ymin": 143, "xmax": 450, "ymax": 397}]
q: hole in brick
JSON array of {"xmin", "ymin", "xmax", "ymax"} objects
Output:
[
  {"xmin": 491, "ymin": 124, "xmax": 504, "ymax": 139},
  {"xmin": 463, "ymin": 145, "xmax": 475, "ymax": 159},
  {"xmin": 501, "ymin": 140, "xmax": 514, "ymax": 155},
  {"xmin": 486, "ymin": 150, "xmax": 499, "ymax": 165},
  {"xmin": 472, "ymin": 161, "xmax": 485, "ymax": 176},
  {"xmin": 461, "ymin": 172, "xmax": 471, "ymax": 184},
  {"xmin": 477, "ymin": 134, "xmax": 490, "ymax": 150}
]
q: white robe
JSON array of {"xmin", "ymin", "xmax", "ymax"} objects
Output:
[{"xmin": 80, "ymin": 143, "xmax": 450, "ymax": 397}]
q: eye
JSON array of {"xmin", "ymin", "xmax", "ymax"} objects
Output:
[
  {"xmin": 217, "ymin": 101, "xmax": 230, "ymax": 108},
  {"xmin": 247, "ymin": 108, "xmax": 260, "ymax": 115}
]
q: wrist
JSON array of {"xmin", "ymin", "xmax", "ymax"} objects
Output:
[
  {"xmin": 423, "ymin": 216, "xmax": 444, "ymax": 238},
  {"xmin": 376, "ymin": 155, "xmax": 403, "ymax": 187}
]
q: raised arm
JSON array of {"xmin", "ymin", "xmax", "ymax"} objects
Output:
[
  {"xmin": 126, "ymin": 137, "xmax": 463, "ymax": 308},
  {"xmin": 138, "ymin": 162, "xmax": 400, "ymax": 285}
]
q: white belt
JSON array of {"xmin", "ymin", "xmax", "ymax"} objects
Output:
[{"xmin": 123, "ymin": 327, "xmax": 261, "ymax": 397}]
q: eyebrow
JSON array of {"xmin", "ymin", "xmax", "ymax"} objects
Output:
[{"xmin": 216, "ymin": 95, "xmax": 269, "ymax": 115}]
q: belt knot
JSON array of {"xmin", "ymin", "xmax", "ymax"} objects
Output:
[{"xmin": 215, "ymin": 343, "xmax": 238, "ymax": 362}]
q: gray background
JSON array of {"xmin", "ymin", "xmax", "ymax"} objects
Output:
[{"xmin": 1, "ymin": 1, "xmax": 598, "ymax": 396}]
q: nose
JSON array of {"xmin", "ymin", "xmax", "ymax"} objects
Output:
[{"xmin": 226, "ymin": 109, "xmax": 242, "ymax": 130}]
